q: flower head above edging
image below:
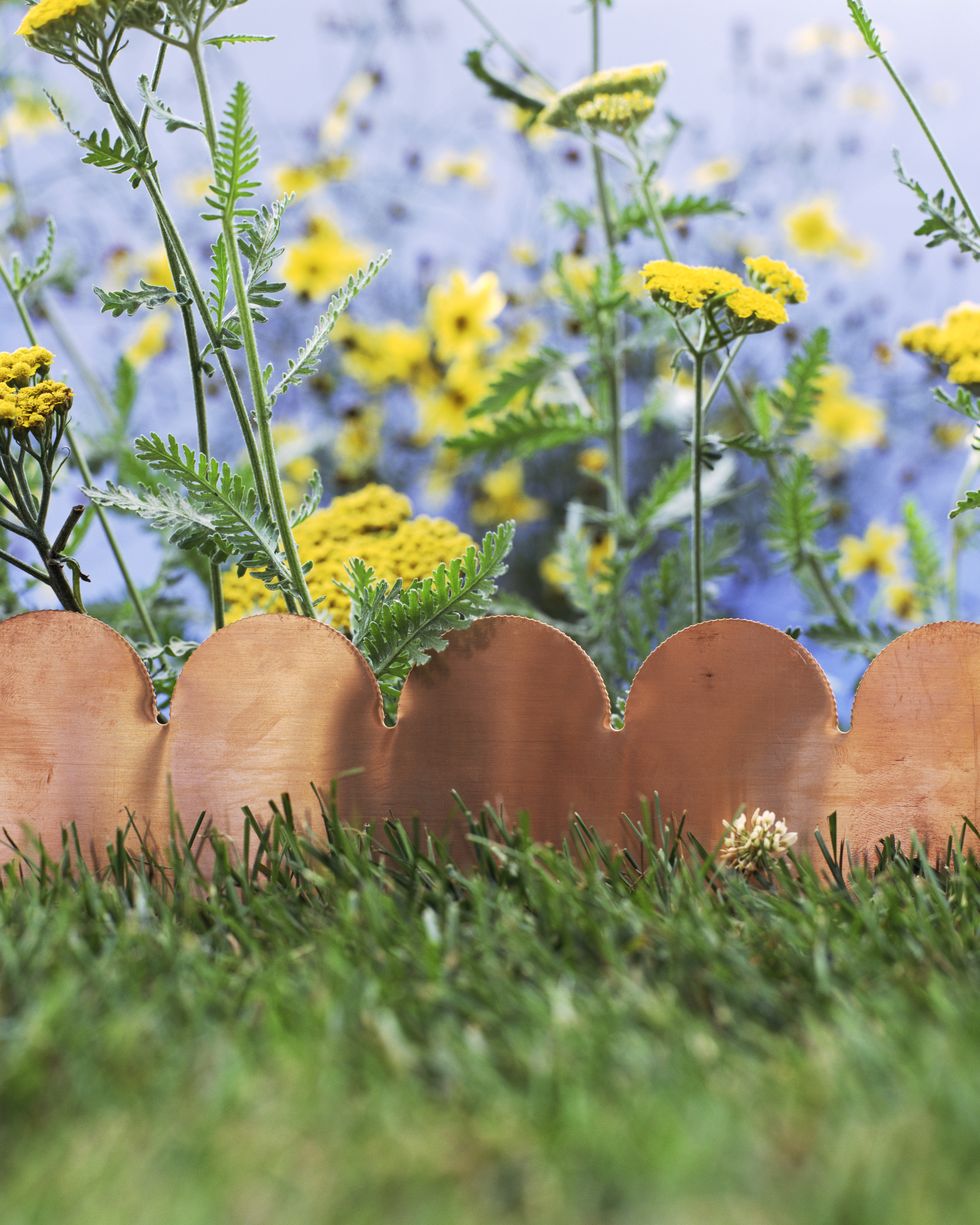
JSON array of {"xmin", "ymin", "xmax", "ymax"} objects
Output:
[{"xmin": 0, "ymin": 609, "xmax": 978, "ymax": 868}]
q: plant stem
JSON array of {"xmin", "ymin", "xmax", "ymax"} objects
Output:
[
  {"xmin": 691, "ymin": 344, "xmax": 706, "ymax": 624},
  {"xmin": 0, "ymin": 262, "xmax": 161, "ymax": 639},
  {"xmin": 587, "ymin": 2, "xmax": 626, "ymax": 512},
  {"xmin": 864, "ymin": 26, "xmax": 980, "ymax": 234},
  {"xmin": 186, "ymin": 41, "xmax": 315, "ymax": 618}
]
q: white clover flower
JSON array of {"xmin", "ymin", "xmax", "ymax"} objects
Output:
[{"xmin": 719, "ymin": 808, "xmax": 798, "ymax": 874}]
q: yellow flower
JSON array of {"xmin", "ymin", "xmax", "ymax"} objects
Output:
[
  {"xmin": 427, "ymin": 270, "xmax": 506, "ymax": 363},
  {"xmin": 883, "ymin": 580, "xmax": 924, "ymax": 622},
  {"xmin": 17, "ymin": 0, "xmax": 99, "ymax": 38},
  {"xmin": 784, "ymin": 197, "xmax": 869, "ymax": 263},
  {"xmin": 574, "ymin": 90, "xmax": 655, "ymax": 135},
  {"xmin": 788, "ymin": 23, "xmax": 865, "ymax": 58},
  {"xmin": 577, "ymin": 447, "xmax": 609, "ymax": 477},
  {"xmin": 428, "ymin": 152, "xmax": 491, "ymax": 188},
  {"xmin": 0, "ymin": 92, "xmax": 58, "ymax": 142},
  {"xmin": 899, "ymin": 303, "xmax": 980, "ymax": 389},
  {"xmin": 416, "ymin": 361, "xmax": 493, "ymax": 442},
  {"xmin": 126, "ymin": 314, "xmax": 172, "ymax": 368},
  {"xmin": 282, "ymin": 216, "xmax": 368, "ymax": 301},
  {"xmin": 333, "ymin": 318, "xmax": 432, "ymax": 391},
  {"xmin": 471, "ymin": 460, "xmax": 545, "ymax": 525},
  {"xmin": 509, "ymin": 241, "xmax": 540, "ymax": 268},
  {"xmin": 321, "ymin": 71, "xmax": 378, "ymax": 147},
  {"xmin": 803, "ymin": 367, "xmax": 885, "ymax": 463},
  {"xmin": 691, "ymin": 157, "xmax": 741, "ymax": 188},
  {"xmin": 540, "ymin": 532, "xmax": 614, "ymax": 594},
  {"xmin": 0, "ymin": 350, "xmax": 72, "ymax": 433},
  {"xmin": 222, "ymin": 483, "xmax": 472, "ymax": 629},
  {"xmin": 273, "ymin": 157, "xmax": 352, "ymax": 198},
  {"xmin": 838, "ymin": 521, "xmax": 904, "ymax": 580},
  {"xmin": 540, "ymin": 62, "xmax": 667, "ymax": 130},
  {"xmin": 743, "ymin": 256, "xmax": 808, "ymax": 304},
  {"xmin": 546, "ymin": 254, "xmax": 599, "ymax": 301},
  {"xmin": 643, "ymin": 260, "xmax": 789, "ymax": 330},
  {"xmin": 334, "ymin": 406, "xmax": 383, "ymax": 480},
  {"xmin": 0, "ymin": 346, "xmax": 53, "ymax": 386}
]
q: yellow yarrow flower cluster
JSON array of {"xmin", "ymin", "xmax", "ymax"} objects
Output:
[
  {"xmin": 899, "ymin": 303, "xmax": 980, "ymax": 388},
  {"xmin": 642, "ymin": 260, "xmax": 790, "ymax": 332},
  {"xmin": 574, "ymin": 90, "xmax": 655, "ymax": 135},
  {"xmin": 743, "ymin": 256, "xmax": 808, "ymax": 304},
  {"xmin": 0, "ymin": 346, "xmax": 73, "ymax": 433},
  {"xmin": 17, "ymin": 0, "xmax": 161, "ymax": 49},
  {"xmin": 539, "ymin": 62, "xmax": 667, "ymax": 131},
  {"xmin": 17, "ymin": 0, "xmax": 100, "ymax": 38},
  {"xmin": 222, "ymin": 484, "xmax": 474, "ymax": 629}
]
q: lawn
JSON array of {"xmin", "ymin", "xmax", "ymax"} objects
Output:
[{"xmin": 2, "ymin": 806, "xmax": 980, "ymax": 1224}]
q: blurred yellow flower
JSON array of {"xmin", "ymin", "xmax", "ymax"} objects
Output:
[
  {"xmin": 321, "ymin": 71, "xmax": 378, "ymax": 147},
  {"xmin": 691, "ymin": 157, "xmax": 741, "ymax": 188},
  {"xmin": 0, "ymin": 93, "xmax": 58, "ymax": 142},
  {"xmin": 334, "ymin": 406, "xmax": 383, "ymax": 481},
  {"xmin": 416, "ymin": 361, "xmax": 493, "ymax": 441},
  {"xmin": 178, "ymin": 170, "xmax": 213, "ymax": 203},
  {"xmin": 546, "ymin": 254, "xmax": 599, "ymax": 301},
  {"xmin": 334, "ymin": 318, "xmax": 433, "ymax": 391},
  {"xmin": 540, "ymin": 533, "xmax": 615, "ymax": 594},
  {"xmin": 125, "ymin": 315, "xmax": 171, "ymax": 369},
  {"xmin": 784, "ymin": 198, "xmax": 869, "ymax": 264},
  {"xmin": 883, "ymin": 580, "xmax": 924, "ymax": 622},
  {"xmin": 509, "ymin": 241, "xmax": 541, "ymax": 268},
  {"xmin": 471, "ymin": 460, "xmax": 545, "ymax": 525},
  {"xmin": 804, "ymin": 367, "xmax": 886, "ymax": 463},
  {"xmin": 838, "ymin": 521, "xmax": 904, "ymax": 580},
  {"xmin": 577, "ymin": 447, "xmax": 609, "ymax": 477},
  {"xmin": 273, "ymin": 157, "xmax": 352, "ymax": 199},
  {"xmin": 283, "ymin": 216, "xmax": 368, "ymax": 301},
  {"xmin": 427, "ymin": 270, "xmax": 506, "ymax": 363},
  {"xmin": 788, "ymin": 23, "xmax": 865, "ymax": 57},
  {"xmin": 428, "ymin": 152, "xmax": 491, "ymax": 188}
]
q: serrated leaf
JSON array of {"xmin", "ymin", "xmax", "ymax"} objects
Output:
[
  {"xmin": 94, "ymin": 281, "xmax": 188, "ymax": 318},
  {"xmin": 269, "ymin": 250, "xmax": 390, "ymax": 404},
  {"xmin": 466, "ymin": 348, "xmax": 567, "ymax": 419},
  {"xmin": 769, "ymin": 454, "xmax": 828, "ymax": 570},
  {"xmin": 446, "ymin": 400, "xmax": 598, "ymax": 459},
  {"xmin": 894, "ymin": 152, "xmax": 980, "ymax": 260},
  {"xmin": 202, "ymin": 81, "xmax": 261, "ymax": 223},
  {"xmin": 950, "ymin": 490, "xmax": 980, "ymax": 520},
  {"xmin": 137, "ymin": 74, "xmax": 205, "ymax": 135},
  {"xmin": 206, "ymin": 34, "xmax": 276, "ymax": 48}
]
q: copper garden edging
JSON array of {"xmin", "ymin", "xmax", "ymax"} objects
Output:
[{"xmin": 1, "ymin": 609, "xmax": 978, "ymax": 866}]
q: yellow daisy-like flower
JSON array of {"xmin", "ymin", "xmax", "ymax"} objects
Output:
[
  {"xmin": 642, "ymin": 260, "xmax": 789, "ymax": 331},
  {"xmin": 540, "ymin": 532, "xmax": 615, "ymax": 595},
  {"xmin": 334, "ymin": 406, "xmax": 383, "ymax": 481},
  {"xmin": 539, "ymin": 62, "xmax": 667, "ymax": 131},
  {"xmin": 803, "ymin": 366, "xmax": 885, "ymax": 464},
  {"xmin": 783, "ymin": 197, "xmax": 869, "ymax": 264},
  {"xmin": 883, "ymin": 580, "xmax": 924, "ymax": 623},
  {"xmin": 743, "ymin": 256, "xmax": 808, "ymax": 304},
  {"xmin": 221, "ymin": 483, "xmax": 472, "ymax": 629},
  {"xmin": 333, "ymin": 318, "xmax": 433, "ymax": 391},
  {"xmin": 125, "ymin": 314, "xmax": 172, "ymax": 369},
  {"xmin": 282, "ymin": 216, "xmax": 368, "ymax": 302},
  {"xmin": 426, "ymin": 270, "xmax": 506, "ymax": 364},
  {"xmin": 415, "ymin": 360, "xmax": 493, "ymax": 443},
  {"xmin": 471, "ymin": 460, "xmax": 546, "ymax": 525},
  {"xmin": 838, "ymin": 521, "xmax": 904, "ymax": 581}
]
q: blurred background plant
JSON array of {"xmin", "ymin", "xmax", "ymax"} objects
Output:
[{"xmin": 1, "ymin": 0, "xmax": 979, "ymax": 711}]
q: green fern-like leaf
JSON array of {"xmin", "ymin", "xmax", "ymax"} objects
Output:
[
  {"xmin": 465, "ymin": 348, "xmax": 567, "ymax": 419},
  {"xmin": 137, "ymin": 74, "xmax": 205, "ymax": 135},
  {"xmin": 85, "ymin": 433, "xmax": 290, "ymax": 591},
  {"xmin": 342, "ymin": 521, "xmax": 516, "ymax": 717},
  {"xmin": 895, "ymin": 154, "xmax": 980, "ymax": 260},
  {"xmin": 269, "ymin": 250, "xmax": 390, "ymax": 404},
  {"xmin": 902, "ymin": 499, "xmax": 943, "ymax": 612},
  {"xmin": 846, "ymin": 0, "xmax": 885, "ymax": 56},
  {"xmin": 6, "ymin": 218, "xmax": 55, "ymax": 296},
  {"xmin": 94, "ymin": 281, "xmax": 189, "ymax": 318},
  {"xmin": 767, "ymin": 327, "xmax": 831, "ymax": 435},
  {"xmin": 203, "ymin": 81, "xmax": 261, "ymax": 222},
  {"xmin": 768, "ymin": 454, "xmax": 828, "ymax": 570},
  {"xmin": 446, "ymin": 400, "xmax": 599, "ymax": 459}
]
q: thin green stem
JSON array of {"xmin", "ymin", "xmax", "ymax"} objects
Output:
[
  {"xmin": 691, "ymin": 344, "xmax": 705, "ymax": 624},
  {"xmin": 864, "ymin": 28, "xmax": 980, "ymax": 233},
  {"xmin": 0, "ymin": 547, "xmax": 49, "ymax": 585},
  {"xmin": 187, "ymin": 40, "xmax": 314, "ymax": 617},
  {"xmin": 456, "ymin": 0, "xmax": 555, "ymax": 90}
]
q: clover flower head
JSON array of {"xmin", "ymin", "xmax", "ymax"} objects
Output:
[
  {"xmin": 719, "ymin": 808, "xmax": 798, "ymax": 874},
  {"xmin": 540, "ymin": 62, "xmax": 667, "ymax": 131}
]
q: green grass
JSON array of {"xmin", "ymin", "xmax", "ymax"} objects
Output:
[{"xmin": 2, "ymin": 801, "xmax": 980, "ymax": 1225}]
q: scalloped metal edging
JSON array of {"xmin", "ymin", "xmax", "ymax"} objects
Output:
[{"xmin": 1, "ymin": 610, "xmax": 979, "ymax": 865}]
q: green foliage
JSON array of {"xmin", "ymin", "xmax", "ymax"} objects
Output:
[
  {"xmin": 136, "ymin": 74, "xmax": 205, "ymax": 136},
  {"xmin": 94, "ymin": 280, "xmax": 189, "ymax": 317},
  {"xmin": 846, "ymin": 0, "xmax": 885, "ymax": 57},
  {"xmin": 205, "ymin": 34, "xmax": 276, "ymax": 48},
  {"xmin": 807, "ymin": 619, "xmax": 896, "ymax": 659},
  {"xmin": 768, "ymin": 327, "xmax": 831, "ymax": 435},
  {"xmin": 768, "ymin": 454, "xmax": 828, "ymax": 571},
  {"xmin": 894, "ymin": 154, "xmax": 980, "ymax": 259},
  {"xmin": 462, "ymin": 49, "xmax": 545, "ymax": 115},
  {"xmin": 269, "ymin": 250, "xmax": 391, "ymax": 404},
  {"xmin": 4, "ymin": 218, "xmax": 56, "ymax": 296},
  {"xmin": 902, "ymin": 499, "xmax": 944, "ymax": 613},
  {"xmin": 950, "ymin": 490, "xmax": 980, "ymax": 521},
  {"xmin": 208, "ymin": 196, "xmax": 290, "ymax": 348},
  {"xmin": 447, "ymin": 400, "xmax": 599, "ymax": 459},
  {"xmin": 465, "ymin": 348, "xmax": 567, "ymax": 418},
  {"xmin": 85, "ymin": 433, "xmax": 293, "ymax": 592},
  {"xmin": 936, "ymin": 386, "xmax": 980, "ymax": 423},
  {"xmin": 343, "ymin": 521, "xmax": 516, "ymax": 718},
  {"xmin": 203, "ymin": 81, "xmax": 261, "ymax": 222}
]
